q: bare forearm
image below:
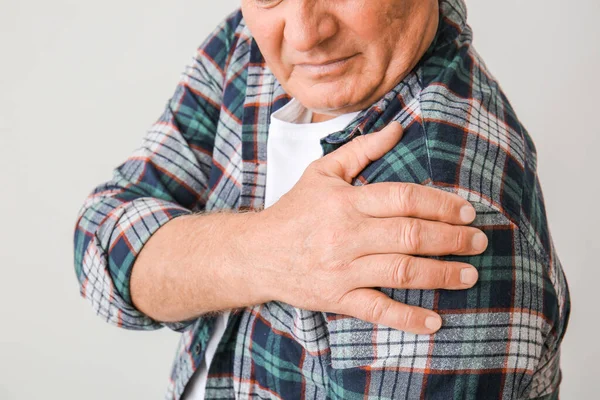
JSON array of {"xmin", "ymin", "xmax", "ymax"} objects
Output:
[{"xmin": 130, "ymin": 211, "xmax": 265, "ymax": 323}]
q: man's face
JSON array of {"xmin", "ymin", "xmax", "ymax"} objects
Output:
[{"xmin": 241, "ymin": 0, "xmax": 439, "ymax": 119}]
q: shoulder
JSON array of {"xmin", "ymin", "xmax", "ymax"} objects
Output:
[
  {"xmin": 174, "ymin": 9, "xmax": 253, "ymax": 122},
  {"xmin": 186, "ymin": 9, "xmax": 249, "ymax": 83},
  {"xmin": 198, "ymin": 9, "xmax": 245, "ymax": 64},
  {"xmin": 419, "ymin": 43, "xmax": 544, "ymax": 243}
]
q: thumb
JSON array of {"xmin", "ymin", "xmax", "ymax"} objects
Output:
[{"xmin": 317, "ymin": 121, "xmax": 404, "ymax": 183}]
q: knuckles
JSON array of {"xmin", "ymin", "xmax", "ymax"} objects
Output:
[
  {"xmin": 454, "ymin": 227, "xmax": 469, "ymax": 253},
  {"xmin": 402, "ymin": 219, "xmax": 423, "ymax": 252},
  {"xmin": 441, "ymin": 262, "xmax": 453, "ymax": 287},
  {"xmin": 391, "ymin": 255, "xmax": 414, "ymax": 288},
  {"xmin": 399, "ymin": 306, "xmax": 415, "ymax": 330},
  {"xmin": 395, "ymin": 183, "xmax": 417, "ymax": 215},
  {"xmin": 364, "ymin": 295, "xmax": 390, "ymax": 323}
]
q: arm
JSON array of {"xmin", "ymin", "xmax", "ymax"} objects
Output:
[
  {"xmin": 73, "ymin": 12, "xmax": 242, "ymax": 331},
  {"xmin": 129, "ymin": 211, "xmax": 267, "ymax": 323}
]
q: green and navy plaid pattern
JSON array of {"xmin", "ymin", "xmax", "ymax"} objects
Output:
[{"xmin": 73, "ymin": 1, "xmax": 570, "ymax": 399}]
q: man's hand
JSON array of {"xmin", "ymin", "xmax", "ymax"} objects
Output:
[{"xmin": 248, "ymin": 122, "xmax": 488, "ymax": 335}]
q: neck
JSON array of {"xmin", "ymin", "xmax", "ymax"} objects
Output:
[{"xmin": 311, "ymin": 112, "xmax": 336, "ymax": 123}]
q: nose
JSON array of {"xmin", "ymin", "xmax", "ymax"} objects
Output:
[{"xmin": 283, "ymin": 1, "xmax": 338, "ymax": 52}]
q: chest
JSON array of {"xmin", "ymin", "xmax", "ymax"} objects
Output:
[{"xmin": 203, "ymin": 88, "xmax": 428, "ymax": 217}]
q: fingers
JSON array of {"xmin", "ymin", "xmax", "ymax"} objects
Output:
[
  {"xmin": 349, "ymin": 253, "xmax": 479, "ymax": 290},
  {"xmin": 358, "ymin": 217, "xmax": 488, "ymax": 256},
  {"xmin": 337, "ymin": 289, "xmax": 443, "ymax": 334},
  {"xmin": 351, "ymin": 182, "xmax": 476, "ymax": 225},
  {"xmin": 316, "ymin": 122, "xmax": 404, "ymax": 183}
]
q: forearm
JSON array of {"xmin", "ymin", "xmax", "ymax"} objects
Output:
[{"xmin": 130, "ymin": 210, "xmax": 266, "ymax": 323}]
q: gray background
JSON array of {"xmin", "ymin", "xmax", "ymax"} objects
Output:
[{"xmin": 1, "ymin": 0, "xmax": 597, "ymax": 398}]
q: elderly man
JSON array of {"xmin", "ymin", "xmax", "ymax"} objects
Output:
[{"xmin": 73, "ymin": 0, "xmax": 570, "ymax": 399}]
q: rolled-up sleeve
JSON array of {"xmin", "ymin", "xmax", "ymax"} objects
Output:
[{"xmin": 73, "ymin": 11, "xmax": 242, "ymax": 331}]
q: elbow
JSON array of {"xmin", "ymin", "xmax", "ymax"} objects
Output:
[{"xmin": 73, "ymin": 211, "xmax": 162, "ymax": 331}]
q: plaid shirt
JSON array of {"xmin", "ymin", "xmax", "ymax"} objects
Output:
[{"xmin": 73, "ymin": 1, "xmax": 571, "ymax": 399}]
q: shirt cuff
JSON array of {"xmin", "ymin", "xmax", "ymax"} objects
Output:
[{"xmin": 81, "ymin": 197, "xmax": 192, "ymax": 330}]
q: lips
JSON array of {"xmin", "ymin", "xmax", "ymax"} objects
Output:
[
  {"xmin": 296, "ymin": 54, "xmax": 356, "ymax": 67},
  {"xmin": 294, "ymin": 54, "xmax": 358, "ymax": 77}
]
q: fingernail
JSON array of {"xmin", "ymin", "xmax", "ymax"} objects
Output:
[
  {"xmin": 460, "ymin": 267, "xmax": 478, "ymax": 285},
  {"xmin": 472, "ymin": 232, "xmax": 488, "ymax": 252},
  {"xmin": 425, "ymin": 315, "xmax": 442, "ymax": 331},
  {"xmin": 460, "ymin": 205, "xmax": 476, "ymax": 223}
]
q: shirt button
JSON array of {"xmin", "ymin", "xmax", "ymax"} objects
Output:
[{"xmin": 194, "ymin": 343, "xmax": 201, "ymax": 355}]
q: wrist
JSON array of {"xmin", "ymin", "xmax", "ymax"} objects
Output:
[{"xmin": 228, "ymin": 210, "xmax": 275, "ymax": 306}]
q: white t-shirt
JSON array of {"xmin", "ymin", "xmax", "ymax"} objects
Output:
[{"xmin": 183, "ymin": 99, "xmax": 359, "ymax": 399}]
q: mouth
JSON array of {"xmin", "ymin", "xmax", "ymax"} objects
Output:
[{"xmin": 294, "ymin": 54, "xmax": 358, "ymax": 77}]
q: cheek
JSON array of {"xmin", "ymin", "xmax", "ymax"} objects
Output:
[
  {"xmin": 241, "ymin": 6, "xmax": 288, "ymax": 73},
  {"xmin": 350, "ymin": 41, "xmax": 394, "ymax": 86},
  {"xmin": 340, "ymin": 9, "xmax": 400, "ymax": 74}
]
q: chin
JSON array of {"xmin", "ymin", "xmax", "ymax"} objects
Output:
[{"xmin": 292, "ymin": 80, "xmax": 374, "ymax": 114}]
